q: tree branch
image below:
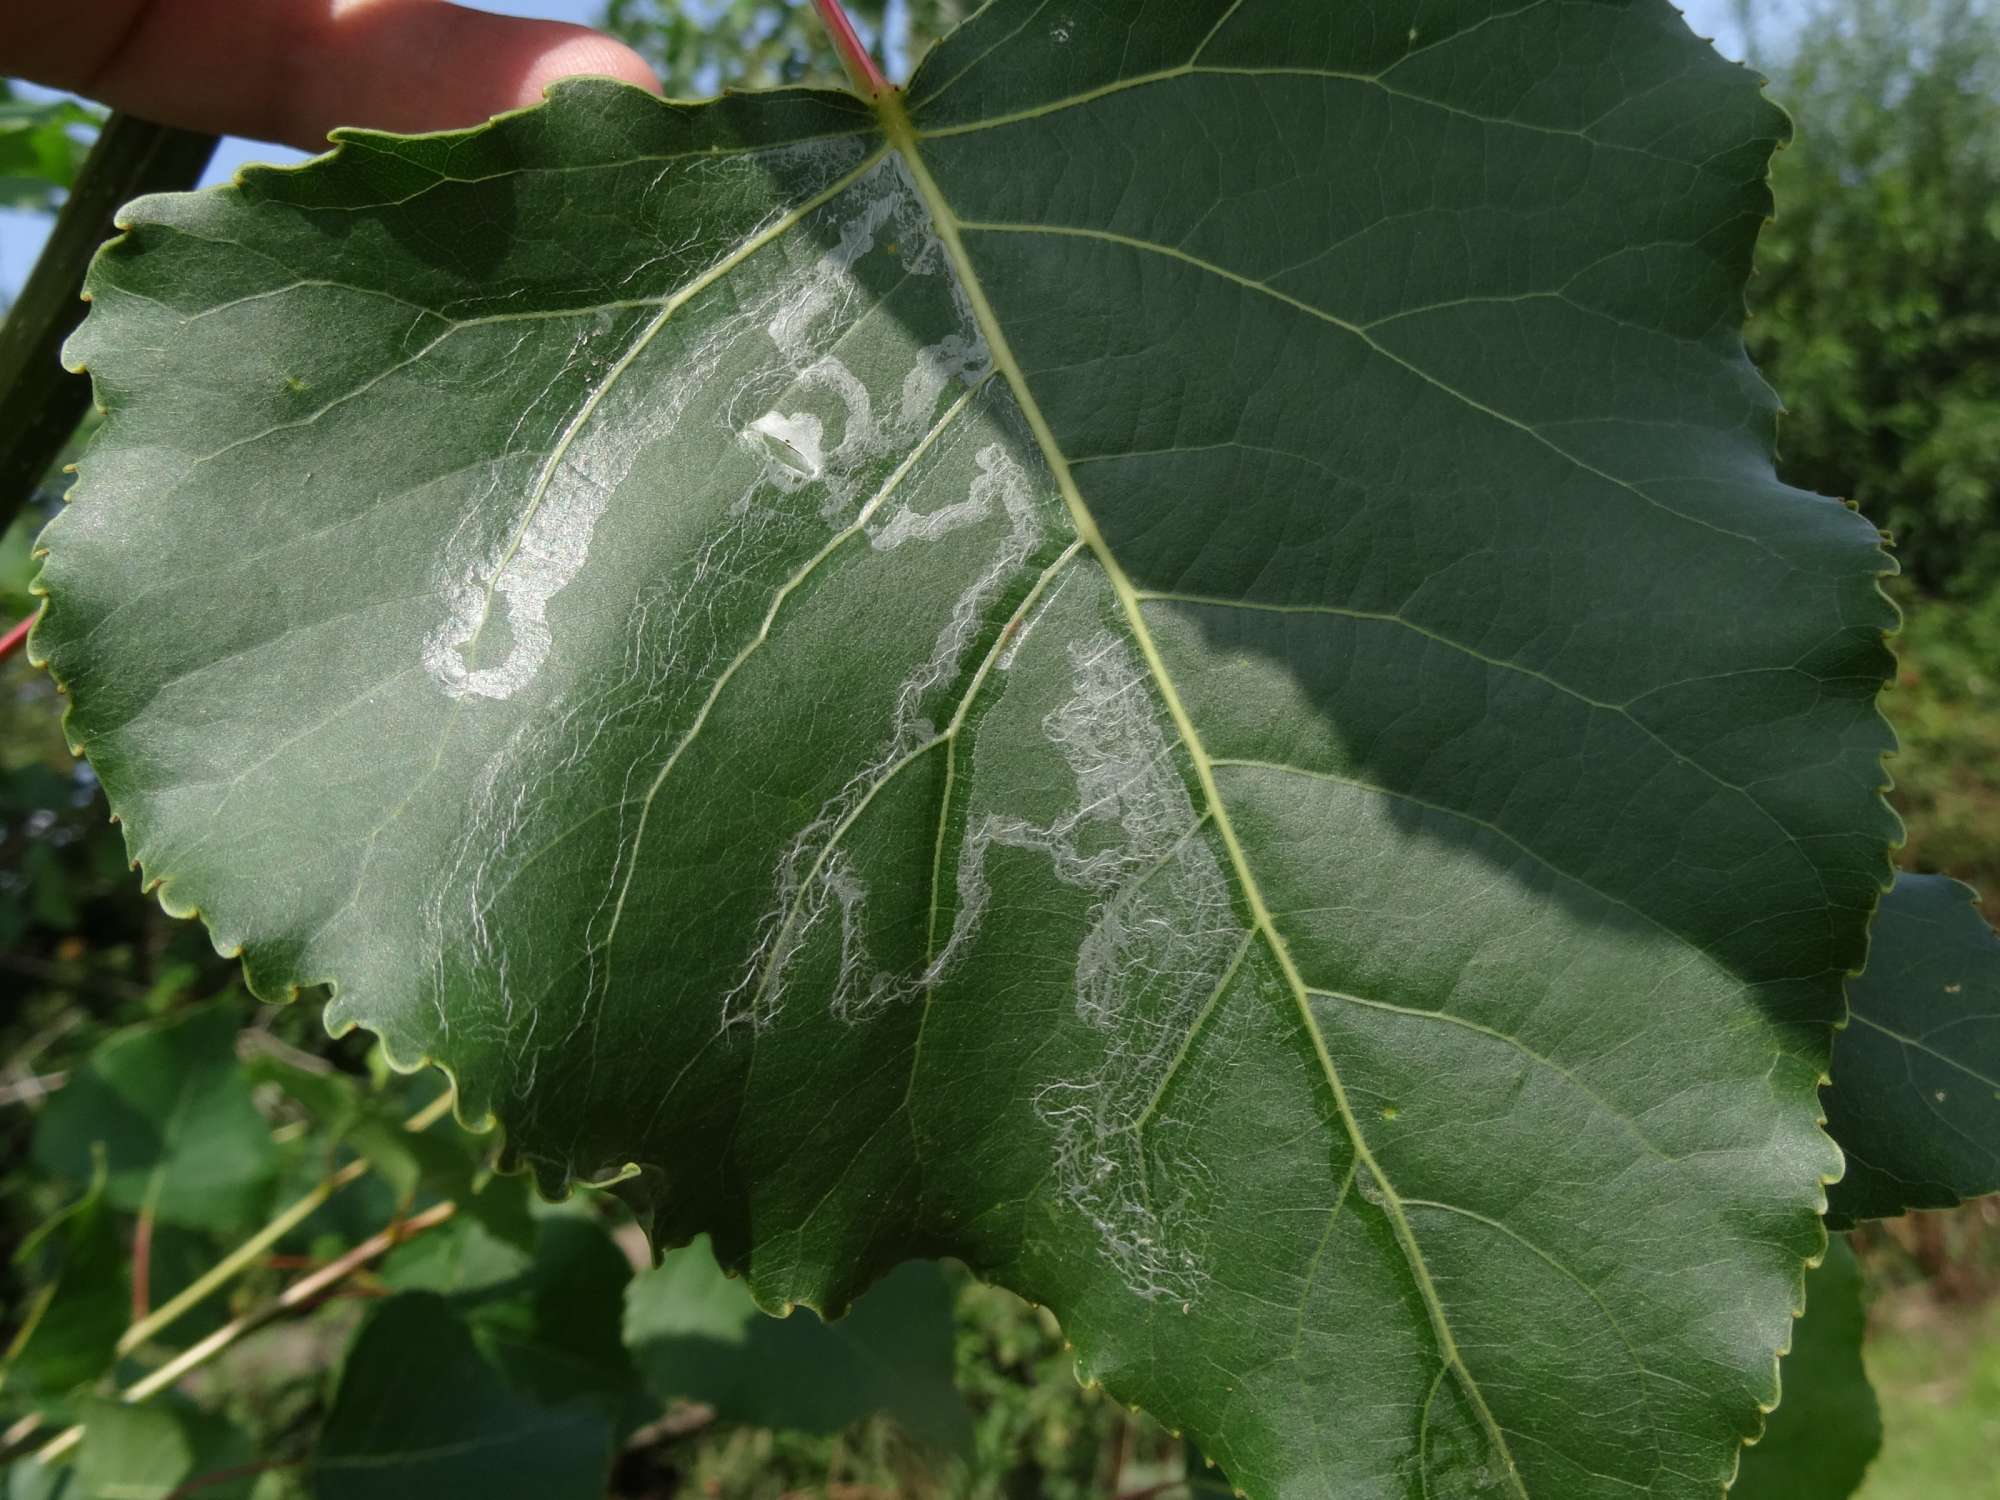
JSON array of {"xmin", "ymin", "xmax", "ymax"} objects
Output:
[
  {"xmin": 0, "ymin": 112, "xmax": 216, "ymax": 530},
  {"xmin": 34, "ymin": 1198, "xmax": 458, "ymax": 1466}
]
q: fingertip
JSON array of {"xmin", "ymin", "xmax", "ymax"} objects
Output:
[
  {"xmin": 46, "ymin": 0, "xmax": 667, "ymax": 149},
  {"xmin": 513, "ymin": 32, "xmax": 660, "ymax": 106},
  {"xmin": 285, "ymin": 4, "xmax": 663, "ymax": 147}
]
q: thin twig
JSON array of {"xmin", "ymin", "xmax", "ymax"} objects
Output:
[
  {"xmin": 236, "ymin": 1027, "xmax": 337, "ymax": 1074},
  {"xmin": 2, "ymin": 1084, "xmax": 461, "ymax": 1462},
  {"xmin": 34, "ymin": 1199, "xmax": 458, "ymax": 1465},
  {"xmin": 162, "ymin": 1455, "xmax": 303, "ymax": 1500},
  {"xmin": 0, "ymin": 1071, "xmax": 68, "ymax": 1106},
  {"xmin": 0, "ymin": 113, "xmax": 215, "ymax": 528},
  {"xmin": 3, "ymin": 1007, "xmax": 84, "ymax": 1070},
  {"xmin": 116, "ymin": 1086, "xmax": 456, "ymax": 1355},
  {"xmin": 0, "ymin": 955, "xmax": 148, "ymax": 1002},
  {"xmin": 131, "ymin": 1200, "xmax": 156, "ymax": 1325},
  {"xmin": 1, "ymin": 1009, "xmax": 83, "ymax": 1111},
  {"xmin": 0, "ymin": 614, "xmax": 31, "ymax": 664}
]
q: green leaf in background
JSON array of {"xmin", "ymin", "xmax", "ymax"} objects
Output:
[
  {"xmin": 1730, "ymin": 1237, "xmax": 1882, "ymax": 1500},
  {"xmin": 336, "ymin": 1111, "xmax": 478, "ymax": 1207},
  {"xmin": 3, "ymin": 1458, "xmax": 72, "ymax": 1500},
  {"xmin": 31, "ymin": 1002, "xmax": 277, "ymax": 1232},
  {"xmin": 381, "ymin": 1188, "xmax": 639, "ymax": 1415},
  {"xmin": 2, "ymin": 1163, "xmax": 126, "ymax": 1407},
  {"xmin": 33, "ymin": 2, "xmax": 1900, "ymax": 1493},
  {"xmin": 310, "ymin": 1292, "xmax": 615, "ymax": 1500},
  {"xmin": 1746, "ymin": 0, "xmax": 2000, "ymax": 594},
  {"xmin": 72, "ymin": 1395, "xmax": 256, "ymax": 1500},
  {"xmin": 468, "ymin": 1213, "xmax": 638, "ymax": 1410},
  {"xmin": 240, "ymin": 1051, "xmax": 360, "ymax": 1128},
  {"xmin": 0, "ymin": 85, "xmax": 99, "ymax": 214},
  {"xmin": 377, "ymin": 1175, "xmax": 540, "ymax": 1292},
  {"xmin": 245, "ymin": 1053, "xmax": 479, "ymax": 1205},
  {"xmin": 2, "ymin": 515, "xmax": 39, "ymax": 617},
  {"xmin": 1826, "ymin": 873, "xmax": 2000, "ymax": 1227},
  {"xmin": 625, "ymin": 1236, "xmax": 969, "ymax": 1451}
]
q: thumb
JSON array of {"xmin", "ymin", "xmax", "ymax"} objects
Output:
[
  {"xmin": 10, "ymin": 0, "xmax": 661, "ymax": 152},
  {"xmin": 284, "ymin": 0, "xmax": 664, "ymax": 147}
]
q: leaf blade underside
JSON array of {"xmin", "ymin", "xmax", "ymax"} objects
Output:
[
  {"xmin": 33, "ymin": 3, "xmax": 1897, "ymax": 1496},
  {"xmin": 1825, "ymin": 872, "xmax": 2000, "ymax": 1227}
]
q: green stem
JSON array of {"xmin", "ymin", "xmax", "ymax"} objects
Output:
[
  {"xmin": 113, "ymin": 1087, "xmax": 456, "ymax": 1356},
  {"xmin": 0, "ymin": 112, "xmax": 216, "ymax": 530},
  {"xmin": 35, "ymin": 1199, "xmax": 459, "ymax": 1467},
  {"xmin": 114, "ymin": 1159, "xmax": 363, "ymax": 1357},
  {"xmin": 0, "ymin": 1088, "xmax": 462, "ymax": 1466}
]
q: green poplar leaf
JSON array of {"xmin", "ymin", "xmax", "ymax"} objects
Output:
[
  {"xmin": 247, "ymin": 1056, "xmax": 486, "ymax": 1203},
  {"xmin": 32, "ymin": 2, "xmax": 1898, "ymax": 1494},
  {"xmin": 31, "ymin": 1003, "xmax": 277, "ymax": 1232},
  {"xmin": 378, "ymin": 1186, "xmax": 538, "ymax": 1297},
  {"xmin": 3, "ymin": 1457, "xmax": 73, "ymax": 1500},
  {"xmin": 242, "ymin": 1052, "xmax": 365, "ymax": 1128},
  {"xmin": 334, "ymin": 1107, "xmax": 480, "ymax": 1207},
  {"xmin": 71, "ymin": 1396, "xmax": 256, "ymax": 1500},
  {"xmin": 1729, "ymin": 1237, "xmax": 1881, "ymax": 1500},
  {"xmin": 624, "ymin": 1235, "xmax": 968, "ymax": 1450},
  {"xmin": 310, "ymin": 1293, "xmax": 614, "ymax": 1500},
  {"xmin": 462, "ymin": 1215, "xmax": 639, "ymax": 1412},
  {"xmin": 0, "ymin": 86, "xmax": 98, "ymax": 212},
  {"xmin": 382, "ymin": 1195, "xmax": 640, "ymax": 1413},
  {"xmin": 1825, "ymin": 873, "xmax": 2000, "ymax": 1227},
  {"xmin": 2, "ymin": 1165, "xmax": 126, "ymax": 1406}
]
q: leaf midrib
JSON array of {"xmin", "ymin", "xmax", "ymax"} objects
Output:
[{"xmin": 873, "ymin": 90, "xmax": 1532, "ymax": 1499}]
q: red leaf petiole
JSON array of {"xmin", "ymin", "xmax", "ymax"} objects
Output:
[{"xmin": 812, "ymin": 0, "xmax": 891, "ymax": 95}]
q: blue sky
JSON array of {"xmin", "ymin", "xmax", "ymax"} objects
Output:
[{"xmin": 2, "ymin": 0, "xmax": 1757, "ymax": 301}]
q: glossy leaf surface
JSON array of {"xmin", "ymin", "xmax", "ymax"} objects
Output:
[
  {"xmin": 1826, "ymin": 873, "xmax": 2000, "ymax": 1227},
  {"xmin": 34, "ymin": 2, "xmax": 1898, "ymax": 1494}
]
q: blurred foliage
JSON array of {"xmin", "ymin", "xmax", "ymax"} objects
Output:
[
  {"xmin": 1751, "ymin": 0, "xmax": 2000, "ymax": 594},
  {"xmin": 624, "ymin": 1240, "xmax": 969, "ymax": 1451},
  {"xmin": 601, "ymin": 0, "xmax": 966, "ymax": 94},
  {"xmin": 0, "ymin": 984, "xmax": 1192, "ymax": 1495},
  {"xmin": 1851, "ymin": 1195, "xmax": 2000, "ymax": 1305},
  {"xmin": 0, "ymin": 84, "xmax": 98, "ymax": 214},
  {"xmin": 1850, "ymin": 1251, "xmax": 2000, "ymax": 1499},
  {"xmin": 1883, "ymin": 583, "xmax": 2000, "ymax": 920}
]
